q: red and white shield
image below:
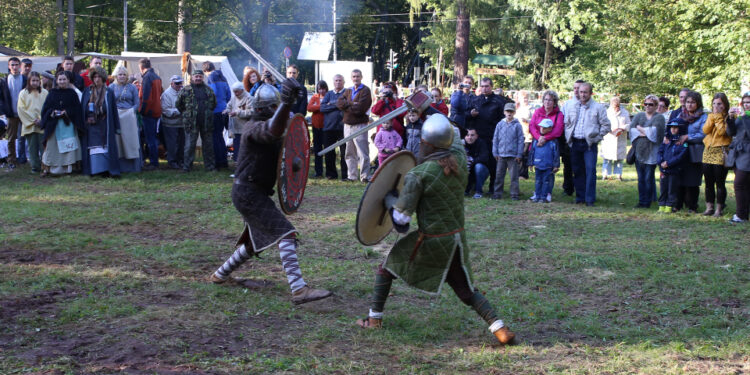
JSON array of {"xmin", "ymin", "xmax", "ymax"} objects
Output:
[{"xmin": 277, "ymin": 114, "xmax": 310, "ymax": 214}]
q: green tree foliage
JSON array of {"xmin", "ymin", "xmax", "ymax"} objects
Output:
[{"xmin": 1, "ymin": 0, "xmax": 747, "ymax": 97}]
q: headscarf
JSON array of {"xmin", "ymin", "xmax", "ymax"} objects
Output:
[{"xmin": 88, "ymin": 67, "xmax": 108, "ymax": 119}]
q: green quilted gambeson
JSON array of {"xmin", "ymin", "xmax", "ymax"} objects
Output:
[{"xmin": 384, "ymin": 134, "xmax": 474, "ymax": 294}]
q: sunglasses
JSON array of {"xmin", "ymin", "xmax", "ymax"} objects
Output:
[{"xmin": 643, "ymin": 102, "xmax": 656, "ymax": 106}]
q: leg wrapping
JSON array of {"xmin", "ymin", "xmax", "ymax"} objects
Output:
[
  {"xmin": 279, "ymin": 238, "xmax": 306, "ymax": 292},
  {"xmin": 215, "ymin": 244, "xmax": 251, "ymax": 279}
]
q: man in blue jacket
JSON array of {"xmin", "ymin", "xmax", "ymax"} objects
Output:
[
  {"xmin": 204, "ymin": 62, "xmax": 231, "ymax": 170},
  {"xmin": 319, "ymin": 74, "xmax": 347, "ymax": 180}
]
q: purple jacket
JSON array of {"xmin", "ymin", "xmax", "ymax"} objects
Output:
[{"xmin": 374, "ymin": 128, "xmax": 403, "ymax": 157}]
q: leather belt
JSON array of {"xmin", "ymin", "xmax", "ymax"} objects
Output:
[{"xmin": 410, "ymin": 227, "xmax": 464, "ymax": 262}]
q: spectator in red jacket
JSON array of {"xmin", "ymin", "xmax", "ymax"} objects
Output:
[
  {"xmin": 371, "ymin": 82, "xmax": 406, "ymax": 137},
  {"xmin": 528, "ymin": 90, "xmax": 565, "ymax": 201},
  {"xmin": 138, "ymin": 58, "xmax": 163, "ymax": 169},
  {"xmin": 81, "ymin": 56, "xmax": 111, "ymax": 88},
  {"xmin": 307, "ymin": 80, "xmax": 328, "ymax": 178},
  {"xmin": 430, "ymin": 87, "xmax": 449, "ymax": 115}
]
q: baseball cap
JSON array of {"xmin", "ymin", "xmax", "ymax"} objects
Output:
[
  {"xmin": 504, "ymin": 103, "xmax": 516, "ymax": 112},
  {"xmin": 539, "ymin": 118, "xmax": 554, "ymax": 128},
  {"xmin": 170, "ymin": 75, "xmax": 183, "ymax": 83}
]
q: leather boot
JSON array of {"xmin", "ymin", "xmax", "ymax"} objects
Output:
[
  {"xmin": 291, "ymin": 285, "xmax": 332, "ymax": 305},
  {"xmin": 492, "ymin": 326, "xmax": 516, "ymax": 345},
  {"xmin": 702, "ymin": 202, "xmax": 714, "ymax": 216},
  {"xmin": 713, "ymin": 204, "xmax": 724, "ymax": 217},
  {"xmin": 355, "ymin": 317, "xmax": 382, "ymax": 329}
]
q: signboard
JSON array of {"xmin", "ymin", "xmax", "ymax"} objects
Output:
[
  {"xmin": 476, "ymin": 67, "xmax": 516, "ymax": 76},
  {"xmin": 298, "ymin": 32, "xmax": 334, "ymax": 61},
  {"xmin": 283, "ymin": 46, "xmax": 292, "ymax": 59}
]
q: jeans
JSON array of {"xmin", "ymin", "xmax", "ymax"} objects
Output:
[
  {"xmin": 559, "ymin": 140, "xmax": 574, "ymax": 195},
  {"xmin": 142, "ymin": 116, "xmax": 160, "ymax": 167},
  {"xmin": 212, "ymin": 112, "xmax": 228, "ymax": 168},
  {"xmin": 162, "ymin": 126, "xmax": 185, "ymax": 166},
  {"xmin": 232, "ymin": 134, "xmax": 241, "ymax": 162},
  {"xmin": 570, "ymin": 139, "xmax": 598, "ymax": 203},
  {"xmin": 635, "ymin": 162, "xmax": 656, "ymax": 207},
  {"xmin": 675, "ymin": 186, "xmax": 699, "ymax": 211},
  {"xmin": 735, "ymin": 169, "xmax": 750, "ymax": 220},
  {"xmin": 602, "ymin": 159, "xmax": 623, "ymax": 177},
  {"xmin": 659, "ymin": 173, "xmax": 680, "ymax": 207},
  {"xmin": 323, "ymin": 130, "xmax": 347, "ymax": 179},
  {"xmin": 494, "ymin": 157, "xmax": 520, "ymax": 198},
  {"xmin": 25, "ymin": 132, "xmax": 43, "ymax": 171},
  {"xmin": 16, "ymin": 124, "xmax": 27, "ymax": 164},
  {"xmin": 535, "ymin": 168, "xmax": 553, "ymax": 199},
  {"xmin": 312, "ymin": 127, "xmax": 324, "ymax": 176},
  {"xmin": 702, "ymin": 163, "xmax": 729, "ymax": 205},
  {"xmin": 483, "ymin": 138, "xmax": 498, "ymax": 193},
  {"xmin": 467, "ymin": 162, "xmax": 490, "ymax": 194}
]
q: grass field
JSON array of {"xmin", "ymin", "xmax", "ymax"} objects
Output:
[{"xmin": 1, "ymin": 160, "xmax": 748, "ymax": 375}]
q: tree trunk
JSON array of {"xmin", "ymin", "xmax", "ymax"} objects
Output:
[
  {"xmin": 542, "ymin": 27, "xmax": 551, "ymax": 87},
  {"xmin": 56, "ymin": 0, "xmax": 65, "ymax": 55},
  {"xmin": 177, "ymin": 0, "xmax": 192, "ymax": 54},
  {"xmin": 453, "ymin": 0, "xmax": 469, "ymax": 84},
  {"xmin": 66, "ymin": 0, "xmax": 75, "ymax": 55}
]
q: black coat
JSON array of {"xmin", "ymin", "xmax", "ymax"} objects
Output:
[
  {"xmin": 468, "ymin": 93, "xmax": 507, "ymax": 141},
  {"xmin": 80, "ymin": 86, "xmax": 121, "ymax": 176},
  {"xmin": 0, "ymin": 74, "xmax": 28, "ymax": 117},
  {"xmin": 289, "ymin": 80, "xmax": 308, "ymax": 116},
  {"xmin": 465, "ymin": 139, "xmax": 490, "ymax": 166},
  {"xmin": 40, "ymin": 87, "xmax": 84, "ymax": 145}
]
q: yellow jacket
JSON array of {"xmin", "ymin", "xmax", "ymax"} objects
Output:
[
  {"xmin": 703, "ymin": 113, "xmax": 732, "ymax": 148},
  {"xmin": 18, "ymin": 88, "xmax": 48, "ymax": 136}
]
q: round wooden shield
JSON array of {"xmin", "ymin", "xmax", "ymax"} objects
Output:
[
  {"xmin": 355, "ymin": 151, "xmax": 417, "ymax": 245},
  {"xmin": 277, "ymin": 114, "xmax": 310, "ymax": 214}
]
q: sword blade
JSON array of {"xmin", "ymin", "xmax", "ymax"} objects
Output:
[
  {"xmin": 230, "ymin": 32, "xmax": 286, "ymax": 83},
  {"xmin": 317, "ymin": 105, "xmax": 409, "ymax": 156}
]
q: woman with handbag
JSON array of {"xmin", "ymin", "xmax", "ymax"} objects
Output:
[
  {"xmin": 629, "ymin": 95, "xmax": 665, "ymax": 208},
  {"xmin": 701, "ymin": 93, "xmax": 733, "ymax": 216},
  {"xmin": 726, "ymin": 92, "xmax": 750, "ymax": 223},
  {"xmin": 673, "ymin": 91, "xmax": 707, "ymax": 213}
]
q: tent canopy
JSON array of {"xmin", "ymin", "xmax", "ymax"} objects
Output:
[
  {"xmin": 0, "ymin": 55, "xmax": 85, "ymax": 74},
  {"xmin": 0, "ymin": 52, "xmax": 239, "ymax": 91},
  {"xmin": 84, "ymin": 52, "xmax": 240, "ymax": 90}
]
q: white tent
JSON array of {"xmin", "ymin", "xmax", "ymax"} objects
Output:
[
  {"xmin": 0, "ymin": 55, "xmax": 86, "ymax": 74},
  {"xmin": 82, "ymin": 52, "xmax": 239, "ymax": 90}
]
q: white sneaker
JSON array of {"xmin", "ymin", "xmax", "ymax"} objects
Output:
[
  {"xmin": 546, "ymin": 193, "xmax": 552, "ymax": 203},
  {"xmin": 730, "ymin": 214, "xmax": 746, "ymax": 223},
  {"xmin": 529, "ymin": 193, "xmax": 537, "ymax": 201},
  {"xmin": 229, "ymin": 174, "xmax": 235, "ymax": 178}
]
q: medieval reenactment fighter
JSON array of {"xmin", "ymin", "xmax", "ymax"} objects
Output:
[
  {"xmin": 209, "ymin": 79, "xmax": 332, "ymax": 305},
  {"xmin": 355, "ymin": 114, "xmax": 516, "ymax": 345}
]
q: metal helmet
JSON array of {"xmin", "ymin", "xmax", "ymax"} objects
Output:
[
  {"xmin": 421, "ymin": 114, "xmax": 454, "ymax": 149},
  {"xmin": 254, "ymin": 83, "xmax": 281, "ymax": 110}
]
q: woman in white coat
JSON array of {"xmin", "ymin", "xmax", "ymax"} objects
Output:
[{"xmin": 602, "ymin": 96, "xmax": 630, "ymax": 180}]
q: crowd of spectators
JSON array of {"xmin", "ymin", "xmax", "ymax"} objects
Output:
[{"xmin": 2, "ymin": 56, "xmax": 749, "ymax": 223}]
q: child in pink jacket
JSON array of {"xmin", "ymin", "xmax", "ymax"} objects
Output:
[{"xmin": 374, "ymin": 121, "xmax": 403, "ymax": 165}]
